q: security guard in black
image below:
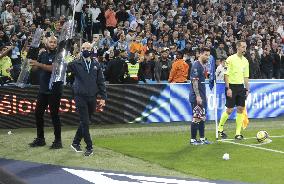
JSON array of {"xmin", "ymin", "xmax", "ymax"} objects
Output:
[{"xmin": 29, "ymin": 36, "xmax": 63, "ymax": 149}]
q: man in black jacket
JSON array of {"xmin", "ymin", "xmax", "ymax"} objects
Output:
[
  {"xmin": 115, "ymin": 4, "xmax": 129, "ymax": 24},
  {"xmin": 29, "ymin": 36, "xmax": 63, "ymax": 149},
  {"xmin": 248, "ymin": 51, "xmax": 262, "ymax": 79},
  {"xmin": 260, "ymin": 48, "xmax": 274, "ymax": 79},
  {"xmin": 138, "ymin": 52, "xmax": 155, "ymax": 83},
  {"xmin": 273, "ymin": 45, "xmax": 283, "ymax": 79},
  {"xmin": 105, "ymin": 49, "xmax": 127, "ymax": 84},
  {"xmin": 68, "ymin": 42, "xmax": 106, "ymax": 156}
]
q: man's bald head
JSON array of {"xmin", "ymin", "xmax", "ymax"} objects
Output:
[
  {"xmin": 81, "ymin": 42, "xmax": 92, "ymax": 51},
  {"xmin": 46, "ymin": 35, "xmax": 57, "ymax": 42},
  {"xmin": 46, "ymin": 36, "xmax": 57, "ymax": 50}
]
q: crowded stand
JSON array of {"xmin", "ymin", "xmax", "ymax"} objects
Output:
[{"xmin": 0, "ymin": 0, "xmax": 283, "ymax": 86}]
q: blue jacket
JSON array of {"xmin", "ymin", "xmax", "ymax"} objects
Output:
[{"xmin": 67, "ymin": 58, "xmax": 107, "ymax": 99}]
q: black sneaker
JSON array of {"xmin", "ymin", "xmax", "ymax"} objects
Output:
[
  {"xmin": 218, "ymin": 131, "xmax": 228, "ymax": 139},
  {"xmin": 235, "ymin": 135, "xmax": 244, "ymax": 140},
  {"xmin": 29, "ymin": 138, "xmax": 46, "ymax": 147},
  {"xmin": 84, "ymin": 149, "xmax": 93, "ymax": 156},
  {"xmin": 71, "ymin": 143, "xmax": 83, "ymax": 153},
  {"xmin": 50, "ymin": 141, "xmax": 63, "ymax": 149}
]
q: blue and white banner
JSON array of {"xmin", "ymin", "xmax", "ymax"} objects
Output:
[
  {"xmin": 141, "ymin": 80, "xmax": 284, "ymax": 123},
  {"xmin": 1, "ymin": 81, "xmax": 283, "ymax": 127}
]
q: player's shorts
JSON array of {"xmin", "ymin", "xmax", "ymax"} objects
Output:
[
  {"xmin": 191, "ymin": 101, "xmax": 207, "ymax": 122},
  {"xmin": 225, "ymin": 84, "xmax": 246, "ymax": 108}
]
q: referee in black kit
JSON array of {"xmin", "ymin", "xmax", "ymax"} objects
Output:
[
  {"xmin": 29, "ymin": 35, "xmax": 63, "ymax": 149},
  {"xmin": 68, "ymin": 42, "xmax": 106, "ymax": 156}
]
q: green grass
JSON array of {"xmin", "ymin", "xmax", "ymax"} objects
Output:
[
  {"xmin": 95, "ymin": 133, "xmax": 284, "ymax": 184},
  {"xmin": 94, "ymin": 121, "xmax": 284, "ymax": 184},
  {"xmin": 0, "ymin": 126, "xmax": 188, "ymax": 178},
  {"xmin": 0, "ymin": 120, "xmax": 284, "ymax": 184}
]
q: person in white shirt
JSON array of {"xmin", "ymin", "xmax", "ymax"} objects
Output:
[
  {"xmin": 89, "ymin": 0, "xmax": 101, "ymax": 34},
  {"xmin": 25, "ymin": 4, "xmax": 33, "ymax": 25},
  {"xmin": 1, "ymin": 4, "xmax": 13, "ymax": 25},
  {"xmin": 215, "ymin": 58, "xmax": 225, "ymax": 81},
  {"xmin": 70, "ymin": 0, "xmax": 85, "ymax": 33}
]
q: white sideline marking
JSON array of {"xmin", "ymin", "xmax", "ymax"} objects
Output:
[
  {"xmin": 220, "ymin": 135, "xmax": 284, "ymax": 141},
  {"xmin": 249, "ymin": 139, "xmax": 272, "ymax": 146},
  {"xmin": 220, "ymin": 140, "xmax": 284, "ymax": 154},
  {"xmin": 63, "ymin": 168, "xmax": 216, "ymax": 184}
]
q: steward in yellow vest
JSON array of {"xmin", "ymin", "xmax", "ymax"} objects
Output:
[
  {"xmin": 124, "ymin": 54, "xmax": 140, "ymax": 84},
  {"xmin": 127, "ymin": 62, "xmax": 139, "ymax": 79},
  {"xmin": 0, "ymin": 56, "xmax": 13, "ymax": 85}
]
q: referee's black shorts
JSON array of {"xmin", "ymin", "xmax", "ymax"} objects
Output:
[{"xmin": 225, "ymin": 84, "xmax": 246, "ymax": 108}]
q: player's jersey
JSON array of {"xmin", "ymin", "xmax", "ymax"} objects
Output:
[
  {"xmin": 224, "ymin": 54, "xmax": 249, "ymax": 84},
  {"xmin": 189, "ymin": 60, "xmax": 206, "ymax": 107}
]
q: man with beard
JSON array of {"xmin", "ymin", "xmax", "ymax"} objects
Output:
[
  {"xmin": 28, "ymin": 36, "xmax": 63, "ymax": 149},
  {"xmin": 189, "ymin": 47, "xmax": 211, "ymax": 145},
  {"xmin": 154, "ymin": 48, "xmax": 172, "ymax": 82},
  {"xmin": 218, "ymin": 41, "xmax": 250, "ymax": 140}
]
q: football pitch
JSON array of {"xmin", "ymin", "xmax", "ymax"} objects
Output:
[{"xmin": 0, "ymin": 119, "xmax": 284, "ymax": 184}]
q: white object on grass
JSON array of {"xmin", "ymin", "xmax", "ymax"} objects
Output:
[{"xmin": 222, "ymin": 153, "xmax": 230, "ymax": 160}]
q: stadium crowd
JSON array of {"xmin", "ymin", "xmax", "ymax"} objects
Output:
[{"xmin": 0, "ymin": 0, "xmax": 283, "ymax": 85}]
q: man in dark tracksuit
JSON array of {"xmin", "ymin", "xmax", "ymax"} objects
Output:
[
  {"xmin": 29, "ymin": 36, "xmax": 63, "ymax": 149},
  {"xmin": 189, "ymin": 47, "xmax": 211, "ymax": 145},
  {"xmin": 69, "ymin": 42, "xmax": 106, "ymax": 156}
]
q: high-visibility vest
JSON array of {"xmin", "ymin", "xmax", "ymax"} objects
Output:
[
  {"xmin": 0, "ymin": 56, "xmax": 12, "ymax": 77},
  {"xmin": 127, "ymin": 63, "xmax": 139, "ymax": 78}
]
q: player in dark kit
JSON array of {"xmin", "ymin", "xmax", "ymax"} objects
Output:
[{"xmin": 189, "ymin": 47, "xmax": 211, "ymax": 145}]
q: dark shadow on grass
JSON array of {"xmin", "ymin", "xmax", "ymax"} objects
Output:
[{"xmin": 0, "ymin": 158, "xmax": 62, "ymax": 178}]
